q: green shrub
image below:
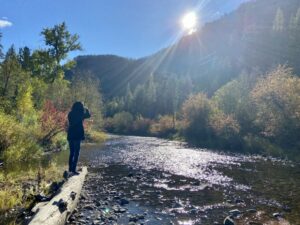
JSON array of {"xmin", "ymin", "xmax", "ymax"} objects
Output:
[
  {"xmin": 181, "ymin": 93, "xmax": 213, "ymax": 142},
  {"xmin": 243, "ymin": 134, "xmax": 284, "ymax": 156},
  {"xmin": 0, "ymin": 111, "xmax": 42, "ymax": 163},
  {"xmin": 131, "ymin": 117, "xmax": 152, "ymax": 136},
  {"xmin": 85, "ymin": 130, "xmax": 107, "ymax": 143},
  {"xmin": 49, "ymin": 133, "xmax": 68, "ymax": 151},
  {"xmin": 251, "ymin": 66, "xmax": 300, "ymax": 148},
  {"xmin": 105, "ymin": 111, "xmax": 134, "ymax": 134},
  {"xmin": 0, "ymin": 188, "xmax": 22, "ymax": 212},
  {"xmin": 149, "ymin": 115, "xmax": 176, "ymax": 137}
]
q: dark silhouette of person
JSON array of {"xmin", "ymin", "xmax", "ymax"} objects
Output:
[{"xmin": 67, "ymin": 102, "xmax": 91, "ymax": 174}]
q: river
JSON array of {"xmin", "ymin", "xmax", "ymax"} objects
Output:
[{"xmin": 67, "ymin": 135, "xmax": 300, "ymax": 225}]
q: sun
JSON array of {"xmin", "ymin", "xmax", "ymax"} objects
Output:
[{"xmin": 181, "ymin": 12, "xmax": 197, "ymax": 34}]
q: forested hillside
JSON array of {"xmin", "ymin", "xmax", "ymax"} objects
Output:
[
  {"xmin": 66, "ymin": 55, "xmax": 152, "ymax": 98},
  {"xmin": 70, "ymin": 0, "xmax": 300, "ymax": 97},
  {"xmin": 69, "ymin": 0, "xmax": 300, "ymax": 159}
]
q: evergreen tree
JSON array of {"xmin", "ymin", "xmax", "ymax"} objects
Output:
[
  {"xmin": 273, "ymin": 8, "xmax": 285, "ymax": 32},
  {"xmin": 31, "ymin": 49, "xmax": 56, "ymax": 80},
  {"xmin": 18, "ymin": 47, "xmax": 32, "ymax": 72},
  {"xmin": 0, "ymin": 46, "xmax": 22, "ymax": 97},
  {"xmin": 70, "ymin": 71, "xmax": 103, "ymax": 127},
  {"xmin": 288, "ymin": 7, "xmax": 300, "ymax": 72},
  {"xmin": 145, "ymin": 74, "xmax": 157, "ymax": 118},
  {"xmin": 0, "ymin": 32, "xmax": 3, "ymax": 58},
  {"xmin": 289, "ymin": 8, "xmax": 300, "ymax": 30},
  {"xmin": 124, "ymin": 83, "xmax": 133, "ymax": 112}
]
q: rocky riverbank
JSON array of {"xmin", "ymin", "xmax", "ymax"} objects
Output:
[{"xmin": 67, "ymin": 164, "xmax": 292, "ymax": 225}]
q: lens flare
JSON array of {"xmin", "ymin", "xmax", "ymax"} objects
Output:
[{"xmin": 181, "ymin": 12, "xmax": 197, "ymax": 34}]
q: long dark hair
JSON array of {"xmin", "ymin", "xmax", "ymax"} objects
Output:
[{"xmin": 71, "ymin": 101, "xmax": 84, "ymax": 114}]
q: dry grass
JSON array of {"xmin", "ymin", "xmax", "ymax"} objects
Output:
[{"xmin": 0, "ymin": 162, "xmax": 66, "ymax": 212}]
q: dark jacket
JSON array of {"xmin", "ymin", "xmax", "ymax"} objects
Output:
[{"xmin": 67, "ymin": 108, "xmax": 91, "ymax": 141}]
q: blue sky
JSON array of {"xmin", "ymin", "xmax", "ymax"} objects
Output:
[{"xmin": 0, "ymin": 0, "xmax": 248, "ymax": 59}]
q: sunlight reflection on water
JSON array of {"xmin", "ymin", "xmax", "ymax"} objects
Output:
[
  {"xmin": 178, "ymin": 220, "xmax": 195, "ymax": 225},
  {"xmin": 80, "ymin": 135, "xmax": 300, "ymax": 224},
  {"xmin": 90, "ymin": 135, "xmax": 251, "ymax": 188}
]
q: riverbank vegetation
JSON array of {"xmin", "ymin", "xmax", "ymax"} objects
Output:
[
  {"xmin": 0, "ymin": 162, "xmax": 63, "ymax": 210},
  {"xmin": 104, "ymin": 66, "xmax": 300, "ymax": 160},
  {"xmin": 0, "ymin": 23, "xmax": 105, "ymax": 217}
]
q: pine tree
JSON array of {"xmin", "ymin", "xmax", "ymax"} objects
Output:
[
  {"xmin": 18, "ymin": 47, "xmax": 32, "ymax": 71},
  {"xmin": 273, "ymin": 8, "xmax": 285, "ymax": 32},
  {"xmin": 0, "ymin": 32, "xmax": 3, "ymax": 58},
  {"xmin": 295, "ymin": 8, "xmax": 300, "ymax": 26},
  {"xmin": 0, "ymin": 46, "xmax": 22, "ymax": 97},
  {"xmin": 124, "ymin": 83, "xmax": 133, "ymax": 112}
]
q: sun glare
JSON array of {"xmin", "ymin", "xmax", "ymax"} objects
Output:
[{"xmin": 181, "ymin": 12, "xmax": 197, "ymax": 34}]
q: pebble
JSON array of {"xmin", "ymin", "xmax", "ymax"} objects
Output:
[
  {"xmin": 282, "ymin": 206, "xmax": 291, "ymax": 212},
  {"xmin": 78, "ymin": 219, "xmax": 86, "ymax": 224},
  {"xmin": 273, "ymin": 212, "xmax": 283, "ymax": 218},
  {"xmin": 84, "ymin": 205, "xmax": 94, "ymax": 210},
  {"xmin": 249, "ymin": 222, "xmax": 263, "ymax": 225},
  {"xmin": 119, "ymin": 198, "xmax": 129, "ymax": 205},
  {"xmin": 214, "ymin": 222, "xmax": 223, "ymax": 225},
  {"xmin": 229, "ymin": 209, "xmax": 241, "ymax": 217},
  {"xmin": 247, "ymin": 209, "xmax": 257, "ymax": 213},
  {"xmin": 92, "ymin": 219, "xmax": 100, "ymax": 225},
  {"xmin": 129, "ymin": 215, "xmax": 139, "ymax": 222}
]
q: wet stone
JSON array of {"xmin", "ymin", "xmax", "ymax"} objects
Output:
[
  {"xmin": 108, "ymin": 215, "xmax": 117, "ymax": 221},
  {"xmin": 282, "ymin": 206, "xmax": 291, "ymax": 212},
  {"xmin": 249, "ymin": 222, "xmax": 263, "ymax": 225},
  {"xmin": 95, "ymin": 201, "xmax": 101, "ymax": 207},
  {"xmin": 84, "ymin": 204, "xmax": 94, "ymax": 210},
  {"xmin": 224, "ymin": 216, "xmax": 235, "ymax": 225},
  {"xmin": 214, "ymin": 222, "xmax": 223, "ymax": 225},
  {"xmin": 273, "ymin": 212, "xmax": 283, "ymax": 218},
  {"xmin": 129, "ymin": 215, "xmax": 139, "ymax": 222},
  {"xmin": 92, "ymin": 219, "xmax": 101, "ymax": 225},
  {"xmin": 119, "ymin": 198, "xmax": 129, "ymax": 205},
  {"xmin": 246, "ymin": 208, "xmax": 256, "ymax": 214},
  {"xmin": 77, "ymin": 219, "xmax": 86, "ymax": 224},
  {"xmin": 229, "ymin": 209, "xmax": 241, "ymax": 217},
  {"xmin": 137, "ymin": 214, "xmax": 145, "ymax": 220}
]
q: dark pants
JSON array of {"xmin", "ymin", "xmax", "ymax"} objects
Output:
[{"xmin": 68, "ymin": 140, "xmax": 81, "ymax": 172}]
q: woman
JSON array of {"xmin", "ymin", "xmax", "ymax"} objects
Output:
[{"xmin": 67, "ymin": 102, "xmax": 91, "ymax": 174}]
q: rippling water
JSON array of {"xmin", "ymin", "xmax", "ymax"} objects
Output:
[
  {"xmin": 79, "ymin": 135, "xmax": 300, "ymax": 224},
  {"xmin": 99, "ymin": 137, "xmax": 245, "ymax": 186}
]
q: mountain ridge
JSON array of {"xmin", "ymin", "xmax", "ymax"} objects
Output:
[{"xmin": 68, "ymin": 0, "xmax": 300, "ymax": 98}]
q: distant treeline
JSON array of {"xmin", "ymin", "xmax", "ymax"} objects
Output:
[
  {"xmin": 70, "ymin": 0, "xmax": 300, "ymax": 98},
  {"xmin": 104, "ymin": 66, "xmax": 300, "ymax": 159}
]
